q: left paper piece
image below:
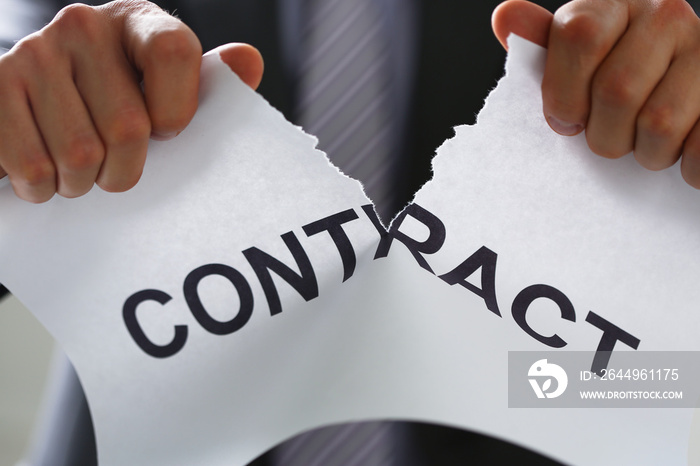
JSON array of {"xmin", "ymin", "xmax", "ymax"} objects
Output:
[{"xmin": 0, "ymin": 53, "xmax": 382, "ymax": 465}]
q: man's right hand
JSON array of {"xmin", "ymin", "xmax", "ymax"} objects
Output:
[{"xmin": 0, "ymin": 0, "xmax": 263, "ymax": 203}]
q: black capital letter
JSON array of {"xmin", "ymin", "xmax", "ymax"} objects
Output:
[
  {"xmin": 439, "ymin": 246, "xmax": 501, "ymax": 316},
  {"xmin": 303, "ymin": 209, "xmax": 360, "ymax": 282},
  {"xmin": 586, "ymin": 311, "xmax": 640, "ymax": 375},
  {"xmin": 243, "ymin": 232, "xmax": 318, "ymax": 315},
  {"xmin": 184, "ymin": 264, "xmax": 254, "ymax": 335},
  {"xmin": 123, "ymin": 289, "xmax": 187, "ymax": 358},
  {"xmin": 511, "ymin": 284, "xmax": 576, "ymax": 348},
  {"xmin": 372, "ymin": 203, "xmax": 446, "ymax": 273}
]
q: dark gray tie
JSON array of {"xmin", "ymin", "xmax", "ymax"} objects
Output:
[
  {"xmin": 275, "ymin": 420, "xmax": 398, "ymax": 466},
  {"xmin": 273, "ymin": 1, "xmax": 401, "ymax": 464},
  {"xmin": 296, "ymin": 0, "xmax": 396, "ymax": 221}
]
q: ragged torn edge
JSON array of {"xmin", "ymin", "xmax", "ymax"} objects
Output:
[
  {"xmin": 369, "ymin": 34, "xmax": 546, "ymax": 228},
  {"xmin": 242, "ymin": 34, "xmax": 544, "ymax": 230},
  {"xmin": 199, "ymin": 47, "xmax": 388, "ymax": 226},
  {"xmin": 411, "ymin": 34, "xmax": 546, "ymax": 203}
]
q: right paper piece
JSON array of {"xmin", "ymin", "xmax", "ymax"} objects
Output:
[{"xmin": 407, "ymin": 34, "xmax": 700, "ymax": 465}]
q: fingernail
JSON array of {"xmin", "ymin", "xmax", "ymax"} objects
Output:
[
  {"xmin": 547, "ymin": 116, "xmax": 583, "ymax": 136},
  {"xmin": 151, "ymin": 131, "xmax": 178, "ymax": 141}
]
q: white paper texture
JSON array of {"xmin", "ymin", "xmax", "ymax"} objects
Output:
[{"xmin": 1, "ymin": 36, "xmax": 699, "ymax": 465}]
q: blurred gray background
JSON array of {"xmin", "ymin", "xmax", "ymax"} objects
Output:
[{"xmin": 0, "ymin": 295, "xmax": 54, "ymax": 465}]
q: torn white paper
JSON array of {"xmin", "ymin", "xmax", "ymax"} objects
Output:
[{"xmin": 1, "ymin": 36, "xmax": 700, "ymax": 465}]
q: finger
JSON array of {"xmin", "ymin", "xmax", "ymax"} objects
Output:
[
  {"xmin": 73, "ymin": 51, "xmax": 151, "ymax": 193},
  {"xmin": 46, "ymin": 4, "xmax": 151, "ymax": 193},
  {"xmin": 27, "ymin": 57, "xmax": 104, "ymax": 198},
  {"xmin": 634, "ymin": 53, "xmax": 700, "ymax": 171},
  {"xmin": 585, "ymin": 20, "xmax": 675, "ymax": 159},
  {"xmin": 114, "ymin": 3, "xmax": 202, "ymax": 140},
  {"xmin": 491, "ymin": 0, "xmax": 554, "ymax": 50},
  {"xmin": 0, "ymin": 83, "xmax": 56, "ymax": 203},
  {"xmin": 542, "ymin": 0, "xmax": 629, "ymax": 137},
  {"xmin": 210, "ymin": 43, "xmax": 264, "ymax": 90},
  {"xmin": 681, "ymin": 119, "xmax": 700, "ymax": 189}
]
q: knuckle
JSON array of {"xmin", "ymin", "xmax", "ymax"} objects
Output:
[
  {"xmin": 103, "ymin": 108, "xmax": 151, "ymax": 147},
  {"xmin": 55, "ymin": 3, "xmax": 96, "ymax": 21},
  {"xmin": 552, "ymin": 6, "xmax": 607, "ymax": 56},
  {"xmin": 657, "ymin": 0, "xmax": 697, "ymax": 24},
  {"xmin": 146, "ymin": 28, "xmax": 202, "ymax": 67},
  {"xmin": 15, "ymin": 155, "xmax": 55, "ymax": 190},
  {"xmin": 637, "ymin": 103, "xmax": 679, "ymax": 143},
  {"xmin": 52, "ymin": 3, "xmax": 102, "ymax": 42},
  {"xmin": 103, "ymin": 0, "xmax": 161, "ymax": 16},
  {"xmin": 11, "ymin": 35, "xmax": 52, "ymax": 69},
  {"xmin": 592, "ymin": 67, "xmax": 639, "ymax": 108},
  {"xmin": 62, "ymin": 136, "xmax": 104, "ymax": 173}
]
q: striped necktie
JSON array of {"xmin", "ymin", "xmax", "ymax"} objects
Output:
[
  {"xmin": 274, "ymin": 420, "xmax": 400, "ymax": 466},
  {"xmin": 296, "ymin": 0, "xmax": 396, "ymax": 222},
  {"xmin": 273, "ymin": 1, "xmax": 402, "ymax": 465}
]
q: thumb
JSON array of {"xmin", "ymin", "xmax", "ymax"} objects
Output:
[
  {"xmin": 208, "ymin": 43, "xmax": 264, "ymax": 90},
  {"xmin": 492, "ymin": 0, "xmax": 554, "ymax": 50}
]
